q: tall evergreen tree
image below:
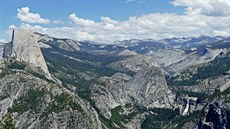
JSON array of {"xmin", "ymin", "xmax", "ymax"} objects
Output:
[{"xmin": 0, "ymin": 113, "xmax": 18, "ymax": 129}]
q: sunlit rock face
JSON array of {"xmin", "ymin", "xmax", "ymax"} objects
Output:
[
  {"xmin": 4, "ymin": 29, "xmax": 50, "ymax": 74},
  {"xmin": 91, "ymin": 53, "xmax": 175, "ymax": 119}
]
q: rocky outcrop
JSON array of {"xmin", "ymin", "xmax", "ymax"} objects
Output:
[
  {"xmin": 171, "ymin": 74, "xmax": 230, "ymax": 94},
  {"xmin": 0, "ymin": 29, "xmax": 104, "ymax": 129},
  {"xmin": 12, "ymin": 29, "xmax": 49, "ymax": 74},
  {"xmin": 0, "ymin": 69, "xmax": 103, "ymax": 129},
  {"xmin": 2, "ymin": 29, "xmax": 229, "ymax": 129},
  {"xmin": 125, "ymin": 67, "xmax": 175, "ymax": 108},
  {"xmin": 92, "ymin": 65, "xmax": 175, "ymax": 119},
  {"xmin": 166, "ymin": 48, "xmax": 227, "ymax": 76},
  {"xmin": 149, "ymin": 48, "xmax": 187, "ymax": 67},
  {"xmin": 125, "ymin": 113, "xmax": 147, "ymax": 129},
  {"xmin": 3, "ymin": 29, "xmax": 50, "ymax": 75},
  {"xmin": 36, "ymin": 33, "xmax": 81, "ymax": 51},
  {"xmin": 198, "ymin": 98, "xmax": 230, "ymax": 129},
  {"xmin": 111, "ymin": 52, "xmax": 158, "ymax": 72},
  {"xmin": 118, "ymin": 49, "xmax": 137, "ymax": 57}
]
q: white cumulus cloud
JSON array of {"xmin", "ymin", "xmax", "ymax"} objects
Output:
[
  {"xmin": 68, "ymin": 13, "xmax": 95, "ymax": 27},
  {"xmin": 6, "ymin": 1, "xmax": 230, "ymax": 44},
  {"xmin": 172, "ymin": 0, "xmax": 230, "ymax": 16},
  {"xmin": 17, "ymin": 7, "xmax": 50, "ymax": 24},
  {"xmin": 11, "ymin": 11, "xmax": 230, "ymax": 44}
]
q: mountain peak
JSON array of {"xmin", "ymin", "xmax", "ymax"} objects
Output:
[{"xmin": 4, "ymin": 28, "xmax": 50, "ymax": 75}]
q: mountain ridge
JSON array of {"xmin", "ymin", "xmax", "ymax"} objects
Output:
[{"xmin": 0, "ymin": 28, "xmax": 230, "ymax": 129}]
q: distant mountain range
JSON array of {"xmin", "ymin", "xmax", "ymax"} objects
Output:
[{"xmin": 0, "ymin": 29, "xmax": 230, "ymax": 129}]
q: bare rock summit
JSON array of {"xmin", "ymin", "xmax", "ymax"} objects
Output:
[{"xmin": 4, "ymin": 29, "xmax": 50, "ymax": 74}]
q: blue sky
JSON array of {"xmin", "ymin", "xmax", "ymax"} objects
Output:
[
  {"xmin": 0, "ymin": 0, "xmax": 185, "ymax": 30},
  {"xmin": 0, "ymin": 0, "xmax": 229, "ymax": 43}
]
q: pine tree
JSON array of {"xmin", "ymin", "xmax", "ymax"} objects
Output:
[{"xmin": 0, "ymin": 113, "xmax": 18, "ymax": 129}]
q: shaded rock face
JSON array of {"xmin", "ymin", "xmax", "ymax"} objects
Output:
[
  {"xmin": 4, "ymin": 29, "xmax": 49, "ymax": 74},
  {"xmin": 0, "ymin": 43, "xmax": 4, "ymax": 62},
  {"xmin": 198, "ymin": 100, "xmax": 230, "ymax": 129},
  {"xmin": 3, "ymin": 42, "xmax": 12, "ymax": 58}
]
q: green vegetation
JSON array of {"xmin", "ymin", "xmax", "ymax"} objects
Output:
[
  {"xmin": 90, "ymin": 101, "xmax": 164, "ymax": 129},
  {"xmin": 0, "ymin": 60, "xmax": 27, "ymax": 79},
  {"xmin": 27, "ymin": 68, "xmax": 47, "ymax": 79},
  {"xmin": 110, "ymin": 106, "xmax": 129, "ymax": 127},
  {"xmin": 10, "ymin": 89, "xmax": 46, "ymax": 114},
  {"xmin": 141, "ymin": 108, "xmax": 179, "ymax": 129},
  {"xmin": 26, "ymin": 68, "xmax": 54, "ymax": 83},
  {"xmin": 0, "ymin": 95, "xmax": 8, "ymax": 101},
  {"xmin": 0, "ymin": 63, "xmax": 14, "ymax": 78},
  {"xmin": 0, "ymin": 60, "xmax": 53, "ymax": 83},
  {"xmin": 41, "ymin": 47, "xmax": 137, "ymax": 129},
  {"xmin": 0, "ymin": 68, "xmax": 11, "ymax": 78},
  {"xmin": 171, "ymin": 111, "xmax": 200, "ymax": 129},
  {"xmin": 124, "ymin": 103, "xmax": 132, "ymax": 108},
  {"xmin": 148, "ymin": 86, "xmax": 230, "ymax": 129},
  {"xmin": 41, "ymin": 48, "xmax": 134, "ymax": 100},
  {"xmin": 52, "ymin": 93, "xmax": 83, "ymax": 112},
  {"xmin": 89, "ymin": 100, "xmax": 136, "ymax": 129},
  {"xmin": 221, "ymin": 86, "xmax": 230, "ymax": 96},
  {"xmin": 0, "ymin": 113, "xmax": 18, "ymax": 129},
  {"xmin": 110, "ymin": 105, "xmax": 147, "ymax": 127},
  {"xmin": 7, "ymin": 61, "xmax": 26, "ymax": 70},
  {"xmin": 141, "ymin": 108, "xmax": 201, "ymax": 129},
  {"xmin": 40, "ymin": 93, "xmax": 83, "ymax": 120},
  {"xmin": 89, "ymin": 100, "xmax": 117, "ymax": 129}
]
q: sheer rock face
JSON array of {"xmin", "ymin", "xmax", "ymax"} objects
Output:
[
  {"xmin": 3, "ymin": 42, "xmax": 12, "ymax": 58},
  {"xmin": 5, "ymin": 29, "xmax": 49, "ymax": 74}
]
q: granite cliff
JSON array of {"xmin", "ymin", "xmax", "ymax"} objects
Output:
[{"xmin": 0, "ymin": 29, "xmax": 230, "ymax": 129}]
